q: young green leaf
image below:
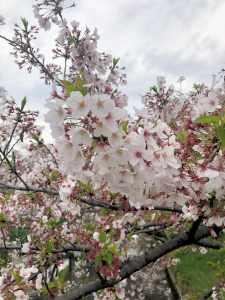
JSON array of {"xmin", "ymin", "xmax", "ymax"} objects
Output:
[
  {"xmin": 193, "ymin": 115, "xmax": 219, "ymax": 125},
  {"xmin": 175, "ymin": 133, "xmax": 183, "ymax": 141},
  {"xmin": 122, "ymin": 120, "xmax": 129, "ymax": 133},
  {"xmin": 0, "ymin": 213, "xmax": 5, "ymax": 222},
  {"xmin": 113, "ymin": 57, "xmax": 120, "ymax": 68},
  {"xmin": 21, "ymin": 17, "xmax": 28, "ymax": 30},
  {"xmin": 193, "ymin": 83, "xmax": 200, "ymax": 90},
  {"xmin": 108, "ymin": 244, "xmax": 123, "ymax": 256},
  {"xmin": 31, "ymin": 135, "xmax": 40, "ymax": 142},
  {"xmin": 95, "ymin": 255, "xmax": 101, "ymax": 266},
  {"xmin": 21, "ymin": 96, "xmax": 27, "ymax": 110},
  {"xmin": 40, "ymin": 283, "xmax": 56, "ymax": 295},
  {"xmin": 79, "ymin": 68, "xmax": 86, "ymax": 84},
  {"xmin": 11, "ymin": 270, "xmax": 23, "ymax": 284},
  {"xmin": 217, "ymin": 125, "xmax": 225, "ymax": 147},
  {"xmin": 103, "ymin": 250, "xmax": 112, "ymax": 264},
  {"xmin": 126, "ymin": 231, "xmax": 135, "ymax": 243},
  {"xmin": 99, "ymin": 231, "xmax": 106, "ymax": 243},
  {"xmin": 150, "ymin": 85, "xmax": 158, "ymax": 93},
  {"xmin": 57, "ymin": 78, "xmax": 74, "ymax": 86},
  {"xmin": 192, "ymin": 151, "xmax": 203, "ymax": 159},
  {"xmin": 51, "ymin": 170, "xmax": 59, "ymax": 180},
  {"xmin": 66, "ymin": 85, "xmax": 77, "ymax": 97},
  {"xmin": 58, "ymin": 267, "xmax": 67, "ymax": 281},
  {"xmin": 45, "ymin": 238, "xmax": 54, "ymax": 251},
  {"xmin": 75, "ymin": 75, "xmax": 86, "ymax": 96}
]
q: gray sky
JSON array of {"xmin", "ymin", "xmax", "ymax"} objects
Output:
[{"xmin": 1, "ymin": 0, "xmax": 225, "ymax": 142}]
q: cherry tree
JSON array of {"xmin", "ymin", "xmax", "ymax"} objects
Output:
[{"xmin": 0, "ymin": 1, "xmax": 225, "ymax": 300}]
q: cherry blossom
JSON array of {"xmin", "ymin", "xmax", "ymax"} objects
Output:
[
  {"xmin": 44, "ymin": 102, "xmax": 66, "ymax": 126},
  {"xmin": 100, "ymin": 107, "xmax": 126, "ymax": 132},
  {"xmin": 128, "ymin": 143, "xmax": 153, "ymax": 168},
  {"xmin": 70, "ymin": 128, "xmax": 91, "ymax": 147},
  {"xmin": 14, "ymin": 290, "xmax": 28, "ymax": 300},
  {"xmin": 91, "ymin": 94, "xmax": 115, "ymax": 118},
  {"xmin": 198, "ymin": 91, "xmax": 221, "ymax": 112},
  {"xmin": 66, "ymin": 92, "xmax": 91, "ymax": 119}
]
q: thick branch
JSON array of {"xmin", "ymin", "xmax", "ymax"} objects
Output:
[
  {"xmin": 188, "ymin": 216, "xmax": 203, "ymax": 239},
  {"xmin": 195, "ymin": 238, "xmax": 224, "ymax": 249}
]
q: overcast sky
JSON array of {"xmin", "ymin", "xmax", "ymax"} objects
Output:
[{"xmin": 1, "ymin": 0, "xmax": 225, "ymax": 142}]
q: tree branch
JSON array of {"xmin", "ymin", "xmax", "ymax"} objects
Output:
[
  {"xmin": 195, "ymin": 238, "xmax": 224, "ymax": 249},
  {"xmin": 198, "ymin": 282, "xmax": 221, "ymax": 300}
]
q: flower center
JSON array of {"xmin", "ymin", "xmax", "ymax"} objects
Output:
[
  {"xmin": 55, "ymin": 107, "xmax": 63, "ymax": 116},
  {"xmin": 97, "ymin": 99, "xmax": 104, "ymax": 108},
  {"xmin": 136, "ymin": 151, "xmax": 142, "ymax": 158},
  {"xmin": 112, "ymin": 133, "xmax": 119, "ymax": 140},
  {"xmin": 209, "ymin": 99, "xmax": 215, "ymax": 106},
  {"xmin": 78, "ymin": 101, "xmax": 85, "ymax": 109}
]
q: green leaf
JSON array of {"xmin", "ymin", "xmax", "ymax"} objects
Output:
[
  {"xmin": 108, "ymin": 244, "xmax": 123, "ymax": 256},
  {"xmin": 31, "ymin": 135, "xmax": 40, "ymax": 142},
  {"xmin": 75, "ymin": 75, "xmax": 86, "ymax": 96},
  {"xmin": 164, "ymin": 230, "xmax": 171, "ymax": 239},
  {"xmin": 67, "ymin": 37, "xmax": 74, "ymax": 46},
  {"xmin": 0, "ymin": 213, "xmax": 4, "ymax": 222},
  {"xmin": 126, "ymin": 231, "xmax": 135, "ymax": 243},
  {"xmin": 45, "ymin": 238, "xmax": 54, "ymax": 251},
  {"xmin": 57, "ymin": 78, "xmax": 74, "ymax": 86},
  {"xmin": 218, "ymin": 247, "xmax": 225, "ymax": 253},
  {"xmin": 150, "ymin": 85, "xmax": 157, "ymax": 93},
  {"xmin": 99, "ymin": 231, "xmax": 106, "ymax": 244},
  {"xmin": 82, "ymin": 296, "xmax": 85, "ymax": 300},
  {"xmin": 122, "ymin": 120, "xmax": 128, "ymax": 133},
  {"xmin": 21, "ymin": 96, "xmax": 27, "ymax": 110},
  {"xmin": 113, "ymin": 57, "xmax": 120, "ymax": 68},
  {"xmin": 11, "ymin": 270, "xmax": 23, "ymax": 284},
  {"xmin": 192, "ymin": 151, "xmax": 203, "ymax": 159},
  {"xmin": 105, "ymin": 241, "xmax": 113, "ymax": 247},
  {"xmin": 58, "ymin": 267, "xmax": 67, "ymax": 281},
  {"xmin": 53, "ymin": 278, "xmax": 60, "ymax": 285},
  {"xmin": 193, "ymin": 83, "xmax": 200, "ymax": 90},
  {"xmin": 46, "ymin": 218, "xmax": 57, "ymax": 227},
  {"xmin": 66, "ymin": 84, "xmax": 77, "ymax": 97},
  {"xmin": 95, "ymin": 255, "xmax": 101, "ymax": 266},
  {"xmin": 56, "ymin": 78, "xmax": 77, "ymax": 97},
  {"xmin": 175, "ymin": 133, "xmax": 183, "ymax": 142},
  {"xmin": 108, "ymin": 191, "xmax": 117, "ymax": 199},
  {"xmin": 84, "ymin": 223, "xmax": 95, "ymax": 230},
  {"xmin": 103, "ymin": 250, "xmax": 112, "ymax": 264},
  {"xmin": 51, "ymin": 170, "xmax": 59, "ymax": 180},
  {"xmin": 193, "ymin": 115, "xmax": 219, "ymax": 125},
  {"xmin": 79, "ymin": 68, "xmax": 86, "ymax": 84},
  {"xmin": 217, "ymin": 125, "xmax": 225, "ymax": 147},
  {"xmin": 40, "ymin": 283, "xmax": 56, "ymax": 295},
  {"xmin": 21, "ymin": 17, "xmax": 28, "ymax": 30},
  {"xmin": 77, "ymin": 30, "xmax": 81, "ymax": 39}
]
